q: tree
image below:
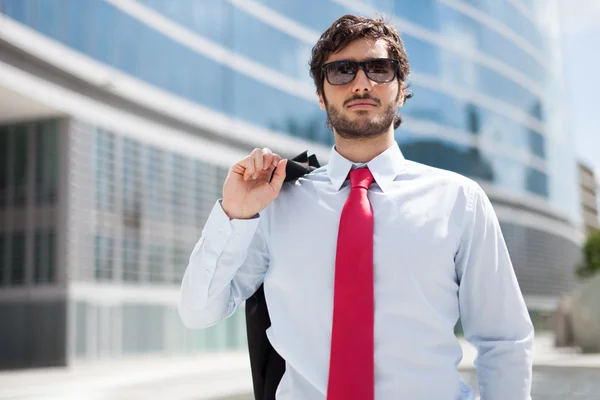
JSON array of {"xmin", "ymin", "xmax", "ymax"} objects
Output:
[{"xmin": 575, "ymin": 229, "xmax": 600, "ymax": 279}]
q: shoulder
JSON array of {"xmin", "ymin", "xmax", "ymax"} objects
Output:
[{"xmin": 404, "ymin": 159, "xmax": 482, "ymax": 201}]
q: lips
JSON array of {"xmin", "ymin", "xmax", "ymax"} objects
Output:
[{"xmin": 347, "ymin": 101, "xmax": 377, "ymax": 108}]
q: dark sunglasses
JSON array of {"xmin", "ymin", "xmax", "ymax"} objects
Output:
[{"xmin": 322, "ymin": 58, "xmax": 401, "ymax": 86}]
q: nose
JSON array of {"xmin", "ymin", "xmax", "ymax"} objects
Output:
[{"xmin": 351, "ymin": 68, "xmax": 373, "ymax": 93}]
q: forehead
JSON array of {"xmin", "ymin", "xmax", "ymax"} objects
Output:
[{"xmin": 325, "ymin": 38, "xmax": 389, "ymax": 63}]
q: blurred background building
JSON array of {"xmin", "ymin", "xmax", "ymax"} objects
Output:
[
  {"xmin": 578, "ymin": 161, "xmax": 599, "ymax": 235},
  {"xmin": 0, "ymin": 0, "xmax": 583, "ymax": 370}
]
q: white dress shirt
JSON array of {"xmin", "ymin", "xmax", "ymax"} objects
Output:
[{"xmin": 178, "ymin": 142, "xmax": 534, "ymax": 400}]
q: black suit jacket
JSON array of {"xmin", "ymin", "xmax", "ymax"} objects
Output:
[{"xmin": 245, "ymin": 151, "xmax": 321, "ymax": 400}]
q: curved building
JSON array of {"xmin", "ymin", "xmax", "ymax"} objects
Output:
[{"xmin": 0, "ymin": 0, "xmax": 581, "ymax": 369}]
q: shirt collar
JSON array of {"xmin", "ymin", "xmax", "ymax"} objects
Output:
[{"xmin": 327, "ymin": 141, "xmax": 407, "ymax": 193}]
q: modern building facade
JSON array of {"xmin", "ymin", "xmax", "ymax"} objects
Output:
[
  {"xmin": 578, "ymin": 162, "xmax": 599, "ymax": 235},
  {"xmin": 0, "ymin": 0, "xmax": 582, "ymax": 369}
]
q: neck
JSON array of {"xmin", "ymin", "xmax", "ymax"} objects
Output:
[{"xmin": 333, "ymin": 129, "xmax": 395, "ymax": 164}]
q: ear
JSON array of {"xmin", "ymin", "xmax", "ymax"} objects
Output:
[
  {"xmin": 396, "ymin": 82, "xmax": 406, "ymax": 108},
  {"xmin": 318, "ymin": 93, "xmax": 326, "ymax": 111}
]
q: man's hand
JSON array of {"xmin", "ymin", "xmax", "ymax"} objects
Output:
[{"xmin": 221, "ymin": 148, "xmax": 288, "ymax": 219}]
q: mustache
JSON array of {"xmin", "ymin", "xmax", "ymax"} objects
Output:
[{"xmin": 343, "ymin": 94, "xmax": 381, "ymax": 107}]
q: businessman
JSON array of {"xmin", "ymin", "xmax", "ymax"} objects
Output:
[{"xmin": 178, "ymin": 14, "xmax": 534, "ymax": 400}]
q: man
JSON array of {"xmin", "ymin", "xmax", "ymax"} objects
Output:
[{"xmin": 178, "ymin": 14, "xmax": 534, "ymax": 400}]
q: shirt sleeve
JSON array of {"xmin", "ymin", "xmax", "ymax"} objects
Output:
[
  {"xmin": 455, "ymin": 184, "xmax": 534, "ymax": 400},
  {"xmin": 178, "ymin": 199, "xmax": 270, "ymax": 329}
]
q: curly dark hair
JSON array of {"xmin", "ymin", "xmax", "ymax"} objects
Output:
[{"xmin": 309, "ymin": 14, "xmax": 413, "ymax": 129}]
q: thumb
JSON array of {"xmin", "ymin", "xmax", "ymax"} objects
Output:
[{"xmin": 270, "ymin": 159, "xmax": 287, "ymax": 192}]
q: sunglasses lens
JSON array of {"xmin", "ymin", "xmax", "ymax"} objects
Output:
[
  {"xmin": 365, "ymin": 59, "xmax": 396, "ymax": 83},
  {"xmin": 326, "ymin": 61, "xmax": 358, "ymax": 85}
]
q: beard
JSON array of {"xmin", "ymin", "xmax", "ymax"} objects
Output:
[{"xmin": 325, "ymin": 93, "xmax": 399, "ymax": 140}]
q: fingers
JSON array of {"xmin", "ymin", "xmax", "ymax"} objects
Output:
[
  {"xmin": 270, "ymin": 159, "xmax": 288, "ymax": 192},
  {"xmin": 243, "ymin": 148, "xmax": 281, "ymax": 181}
]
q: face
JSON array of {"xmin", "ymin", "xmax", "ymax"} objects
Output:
[{"xmin": 319, "ymin": 38, "xmax": 405, "ymax": 140}]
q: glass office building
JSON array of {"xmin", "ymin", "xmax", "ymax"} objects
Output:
[{"xmin": 0, "ymin": 0, "xmax": 582, "ymax": 369}]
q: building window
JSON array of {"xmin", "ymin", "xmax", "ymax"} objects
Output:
[
  {"xmin": 171, "ymin": 154, "xmax": 189, "ymax": 226},
  {"xmin": 122, "ymin": 233, "xmax": 140, "ymax": 282},
  {"xmin": 147, "ymin": 242, "xmax": 166, "ymax": 283},
  {"xmin": 146, "ymin": 146, "xmax": 165, "ymax": 220},
  {"xmin": 0, "ymin": 126, "xmax": 8, "ymax": 209},
  {"xmin": 34, "ymin": 230, "xmax": 56, "ymax": 284},
  {"xmin": 10, "ymin": 232, "xmax": 26, "ymax": 285},
  {"xmin": 94, "ymin": 235, "xmax": 114, "ymax": 281},
  {"xmin": 13, "ymin": 125, "xmax": 29, "ymax": 207},
  {"xmin": 95, "ymin": 128, "xmax": 115, "ymax": 212},
  {"xmin": 122, "ymin": 138, "xmax": 142, "ymax": 226},
  {"xmin": 171, "ymin": 246, "xmax": 189, "ymax": 284},
  {"xmin": 0, "ymin": 234, "xmax": 5, "ymax": 285},
  {"xmin": 35, "ymin": 121, "xmax": 58, "ymax": 205},
  {"xmin": 195, "ymin": 160, "xmax": 217, "ymax": 228}
]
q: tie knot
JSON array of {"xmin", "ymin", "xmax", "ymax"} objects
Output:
[{"xmin": 349, "ymin": 167, "xmax": 374, "ymax": 190}]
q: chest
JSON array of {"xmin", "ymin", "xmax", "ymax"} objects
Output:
[{"xmin": 266, "ymin": 185, "xmax": 461, "ymax": 297}]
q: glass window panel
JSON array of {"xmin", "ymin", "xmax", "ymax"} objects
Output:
[
  {"xmin": 0, "ymin": 126, "xmax": 8, "ymax": 208},
  {"xmin": 527, "ymin": 168, "xmax": 549, "ymax": 197},
  {"xmin": 171, "ymin": 246, "xmax": 188, "ymax": 284},
  {"xmin": 397, "ymin": 132, "xmax": 548, "ymax": 198},
  {"xmin": 122, "ymin": 138, "xmax": 142, "ymax": 224},
  {"xmin": 122, "ymin": 234, "xmax": 140, "ymax": 282},
  {"xmin": 34, "ymin": 231, "xmax": 46, "ymax": 283},
  {"xmin": 35, "ymin": 120, "xmax": 58, "ymax": 205},
  {"xmin": 75, "ymin": 302, "xmax": 87, "ymax": 358},
  {"xmin": 195, "ymin": 160, "xmax": 216, "ymax": 228},
  {"xmin": 30, "ymin": 0, "xmax": 64, "ymax": 41},
  {"xmin": 146, "ymin": 146, "xmax": 165, "ymax": 220},
  {"xmin": 95, "ymin": 128, "xmax": 115, "ymax": 212},
  {"xmin": 10, "ymin": 233, "xmax": 26, "ymax": 285},
  {"xmin": 171, "ymin": 155, "xmax": 189, "ymax": 226},
  {"xmin": 95, "ymin": 235, "xmax": 114, "ymax": 281},
  {"xmin": 47, "ymin": 230, "xmax": 55, "ymax": 283},
  {"xmin": 113, "ymin": 9, "xmax": 140, "ymax": 75},
  {"xmin": 393, "ymin": 0, "xmax": 441, "ymax": 31},
  {"xmin": 147, "ymin": 242, "xmax": 165, "ymax": 283},
  {"xmin": 253, "ymin": 0, "xmax": 349, "ymax": 32},
  {"xmin": 529, "ymin": 130, "xmax": 545, "ymax": 159},
  {"xmin": 65, "ymin": 0, "xmax": 92, "ymax": 53},
  {"xmin": 0, "ymin": 234, "xmax": 5, "ymax": 285},
  {"xmin": 2, "ymin": 0, "xmax": 29, "ymax": 23},
  {"xmin": 13, "ymin": 125, "xmax": 28, "ymax": 207},
  {"xmin": 231, "ymin": 6, "xmax": 312, "ymax": 81},
  {"xmin": 403, "ymin": 85, "xmax": 469, "ymax": 131}
]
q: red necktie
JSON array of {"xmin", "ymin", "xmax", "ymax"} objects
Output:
[{"xmin": 327, "ymin": 167, "xmax": 375, "ymax": 400}]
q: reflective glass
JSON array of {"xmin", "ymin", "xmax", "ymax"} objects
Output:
[
  {"xmin": 147, "ymin": 242, "xmax": 166, "ymax": 283},
  {"xmin": 10, "ymin": 233, "xmax": 26, "ymax": 285},
  {"xmin": 122, "ymin": 138, "xmax": 141, "ymax": 219},
  {"xmin": 95, "ymin": 129, "xmax": 116, "ymax": 212},
  {"xmin": 122, "ymin": 234, "xmax": 140, "ymax": 282},
  {"xmin": 0, "ymin": 126, "xmax": 8, "ymax": 208},
  {"xmin": 0, "ymin": 234, "xmax": 5, "ymax": 285},
  {"xmin": 405, "ymin": 38, "xmax": 544, "ymax": 121},
  {"xmin": 94, "ymin": 235, "xmax": 114, "ymax": 281},
  {"xmin": 139, "ymin": 0, "xmax": 312, "ymax": 82},
  {"xmin": 146, "ymin": 146, "xmax": 165, "ymax": 221},
  {"xmin": 438, "ymin": 4, "xmax": 546, "ymax": 85},
  {"xmin": 253, "ymin": 0, "xmax": 349, "ymax": 32},
  {"xmin": 403, "ymin": 85, "xmax": 546, "ymax": 158},
  {"xmin": 171, "ymin": 154, "xmax": 190, "ymax": 226},
  {"xmin": 1, "ymin": 0, "xmax": 28, "ymax": 23},
  {"xmin": 35, "ymin": 121, "xmax": 58, "ymax": 205},
  {"xmin": 462, "ymin": 0, "xmax": 547, "ymax": 52},
  {"xmin": 396, "ymin": 132, "xmax": 548, "ymax": 198},
  {"xmin": 13, "ymin": 125, "xmax": 28, "ymax": 208},
  {"xmin": 29, "ymin": 0, "xmax": 65, "ymax": 41}
]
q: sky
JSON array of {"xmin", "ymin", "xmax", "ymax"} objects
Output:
[{"xmin": 559, "ymin": 0, "xmax": 600, "ymax": 174}]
